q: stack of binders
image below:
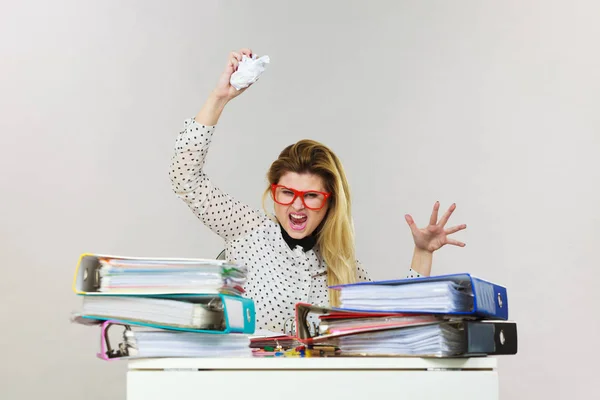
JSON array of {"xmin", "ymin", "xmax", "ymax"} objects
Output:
[
  {"xmin": 71, "ymin": 253, "xmax": 256, "ymax": 360},
  {"xmin": 295, "ymin": 273, "xmax": 518, "ymax": 358}
]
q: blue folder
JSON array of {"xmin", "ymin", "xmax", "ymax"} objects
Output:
[{"xmin": 330, "ymin": 273, "xmax": 508, "ymax": 320}]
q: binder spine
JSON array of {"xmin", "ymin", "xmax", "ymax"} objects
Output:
[
  {"xmin": 471, "ymin": 277, "xmax": 508, "ymax": 320},
  {"xmin": 464, "ymin": 321, "xmax": 518, "ymax": 355},
  {"xmin": 221, "ymin": 294, "xmax": 256, "ymax": 334}
]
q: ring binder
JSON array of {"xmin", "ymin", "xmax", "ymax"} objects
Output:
[
  {"xmin": 96, "ymin": 320, "xmax": 253, "ymax": 360},
  {"xmin": 330, "ymin": 273, "xmax": 509, "ymax": 320},
  {"xmin": 294, "ymin": 303, "xmax": 518, "ymax": 357},
  {"xmin": 77, "ymin": 293, "xmax": 256, "ymax": 334}
]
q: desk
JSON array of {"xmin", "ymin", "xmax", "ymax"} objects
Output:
[{"xmin": 127, "ymin": 357, "xmax": 498, "ymax": 400}]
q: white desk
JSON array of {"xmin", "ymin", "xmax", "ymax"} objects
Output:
[{"xmin": 127, "ymin": 357, "xmax": 498, "ymax": 400}]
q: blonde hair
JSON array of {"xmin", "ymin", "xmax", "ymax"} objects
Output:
[{"xmin": 261, "ymin": 139, "xmax": 357, "ymax": 306}]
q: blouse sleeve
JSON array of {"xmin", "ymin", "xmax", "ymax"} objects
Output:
[
  {"xmin": 406, "ymin": 267, "xmax": 423, "ymax": 278},
  {"xmin": 356, "ymin": 260, "xmax": 372, "ymax": 282},
  {"xmin": 168, "ymin": 118, "xmax": 267, "ymax": 241}
]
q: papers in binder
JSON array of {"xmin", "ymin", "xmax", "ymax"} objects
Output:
[
  {"xmin": 339, "ymin": 281, "xmax": 472, "ymax": 312},
  {"xmin": 319, "ymin": 314, "xmax": 436, "ymax": 335},
  {"xmin": 336, "ymin": 323, "xmax": 463, "ymax": 357},
  {"xmin": 73, "ymin": 253, "xmax": 247, "ymax": 296},
  {"xmin": 335, "ymin": 320, "xmax": 517, "ymax": 357},
  {"xmin": 295, "ymin": 303, "xmax": 438, "ymax": 344},
  {"xmin": 98, "ymin": 321, "xmax": 252, "ymax": 360},
  {"xmin": 76, "ymin": 293, "xmax": 256, "ymax": 334}
]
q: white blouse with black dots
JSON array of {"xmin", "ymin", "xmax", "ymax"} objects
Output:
[{"xmin": 169, "ymin": 118, "xmax": 422, "ymax": 332}]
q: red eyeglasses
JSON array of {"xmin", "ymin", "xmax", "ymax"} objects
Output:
[{"xmin": 271, "ymin": 184, "xmax": 331, "ymax": 211}]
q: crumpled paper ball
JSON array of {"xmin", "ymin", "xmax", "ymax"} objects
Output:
[{"xmin": 230, "ymin": 54, "xmax": 270, "ymax": 90}]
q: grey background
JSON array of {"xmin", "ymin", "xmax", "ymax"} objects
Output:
[{"xmin": 1, "ymin": 0, "xmax": 598, "ymax": 399}]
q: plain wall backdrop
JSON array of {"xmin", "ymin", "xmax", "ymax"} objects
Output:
[{"xmin": 1, "ymin": 0, "xmax": 598, "ymax": 399}]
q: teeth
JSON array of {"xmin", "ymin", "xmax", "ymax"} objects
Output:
[{"xmin": 290, "ymin": 214, "xmax": 306, "ymax": 220}]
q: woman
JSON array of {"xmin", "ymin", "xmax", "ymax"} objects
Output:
[{"xmin": 169, "ymin": 48, "xmax": 467, "ymax": 332}]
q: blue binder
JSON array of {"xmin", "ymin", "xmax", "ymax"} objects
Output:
[
  {"xmin": 76, "ymin": 293, "xmax": 256, "ymax": 334},
  {"xmin": 330, "ymin": 273, "xmax": 508, "ymax": 320}
]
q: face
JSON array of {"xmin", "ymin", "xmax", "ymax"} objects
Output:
[{"xmin": 273, "ymin": 172, "xmax": 330, "ymax": 239}]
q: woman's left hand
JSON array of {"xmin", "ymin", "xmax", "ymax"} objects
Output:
[{"xmin": 404, "ymin": 202, "xmax": 467, "ymax": 253}]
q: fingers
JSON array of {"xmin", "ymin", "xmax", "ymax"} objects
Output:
[
  {"xmin": 225, "ymin": 49, "xmax": 252, "ymax": 75},
  {"xmin": 445, "ymin": 224, "xmax": 466, "ymax": 235},
  {"xmin": 225, "ymin": 59, "xmax": 236, "ymax": 75},
  {"xmin": 437, "ymin": 203, "xmax": 456, "ymax": 227},
  {"xmin": 222, "ymin": 60, "xmax": 236, "ymax": 80},
  {"xmin": 226, "ymin": 51, "xmax": 244, "ymax": 72},
  {"xmin": 446, "ymin": 238, "xmax": 466, "ymax": 247},
  {"xmin": 232, "ymin": 52, "xmax": 241, "ymax": 69},
  {"xmin": 429, "ymin": 201, "xmax": 440, "ymax": 226},
  {"xmin": 226, "ymin": 59, "xmax": 238, "ymax": 73},
  {"xmin": 404, "ymin": 214, "xmax": 419, "ymax": 236}
]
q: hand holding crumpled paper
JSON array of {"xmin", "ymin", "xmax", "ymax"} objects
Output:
[{"xmin": 230, "ymin": 54, "xmax": 270, "ymax": 90}]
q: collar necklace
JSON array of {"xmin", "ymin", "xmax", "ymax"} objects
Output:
[{"xmin": 278, "ymin": 223, "xmax": 317, "ymax": 252}]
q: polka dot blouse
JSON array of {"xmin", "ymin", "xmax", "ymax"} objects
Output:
[{"xmin": 169, "ymin": 118, "xmax": 422, "ymax": 332}]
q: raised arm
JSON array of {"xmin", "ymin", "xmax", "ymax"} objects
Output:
[
  {"xmin": 169, "ymin": 49, "xmax": 266, "ymax": 241},
  {"xmin": 356, "ymin": 202, "xmax": 468, "ymax": 282}
]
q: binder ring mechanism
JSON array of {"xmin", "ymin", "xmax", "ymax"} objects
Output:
[
  {"xmin": 98, "ymin": 320, "xmax": 131, "ymax": 360},
  {"xmin": 283, "ymin": 316, "xmax": 318, "ymax": 337},
  {"xmin": 82, "ymin": 264, "xmax": 101, "ymax": 290}
]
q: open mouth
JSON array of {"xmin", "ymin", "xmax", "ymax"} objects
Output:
[{"xmin": 289, "ymin": 213, "xmax": 308, "ymax": 231}]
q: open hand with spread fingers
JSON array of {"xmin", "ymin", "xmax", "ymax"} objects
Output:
[{"xmin": 404, "ymin": 202, "xmax": 467, "ymax": 253}]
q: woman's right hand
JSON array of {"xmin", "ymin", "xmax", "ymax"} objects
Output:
[{"xmin": 212, "ymin": 48, "xmax": 254, "ymax": 102}]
